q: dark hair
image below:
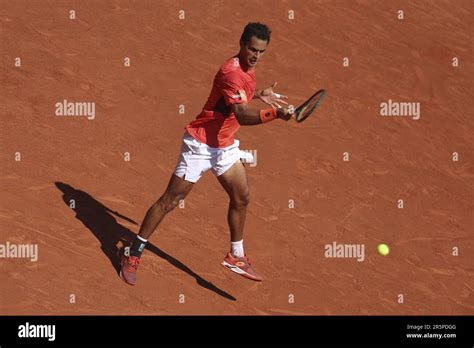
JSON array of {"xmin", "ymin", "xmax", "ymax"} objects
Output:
[{"xmin": 240, "ymin": 22, "xmax": 271, "ymax": 45}]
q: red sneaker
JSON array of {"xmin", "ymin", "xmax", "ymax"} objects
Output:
[
  {"xmin": 120, "ymin": 254, "xmax": 141, "ymax": 286},
  {"xmin": 221, "ymin": 253, "xmax": 263, "ymax": 281}
]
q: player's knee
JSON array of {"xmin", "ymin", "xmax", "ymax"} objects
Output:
[{"xmin": 232, "ymin": 192, "xmax": 250, "ymax": 208}]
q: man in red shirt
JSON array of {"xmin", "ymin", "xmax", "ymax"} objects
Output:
[{"xmin": 121, "ymin": 22, "xmax": 292, "ymax": 285}]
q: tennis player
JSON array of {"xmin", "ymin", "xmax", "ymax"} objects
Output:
[{"xmin": 121, "ymin": 22, "xmax": 292, "ymax": 285}]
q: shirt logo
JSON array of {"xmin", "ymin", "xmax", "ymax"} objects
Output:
[{"xmin": 231, "ymin": 90, "xmax": 247, "ymax": 102}]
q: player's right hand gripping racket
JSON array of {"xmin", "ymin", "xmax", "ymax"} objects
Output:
[{"xmin": 293, "ymin": 89, "xmax": 327, "ymax": 123}]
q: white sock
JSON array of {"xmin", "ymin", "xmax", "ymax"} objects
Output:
[
  {"xmin": 231, "ymin": 240, "xmax": 244, "ymax": 258},
  {"xmin": 137, "ymin": 235, "xmax": 148, "ymax": 243}
]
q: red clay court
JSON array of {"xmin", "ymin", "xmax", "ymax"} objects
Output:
[{"xmin": 1, "ymin": 0, "xmax": 473, "ymax": 315}]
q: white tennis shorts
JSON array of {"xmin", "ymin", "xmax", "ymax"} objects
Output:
[{"xmin": 174, "ymin": 131, "xmax": 250, "ymax": 183}]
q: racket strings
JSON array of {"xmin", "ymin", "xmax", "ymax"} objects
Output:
[{"xmin": 295, "ymin": 90, "xmax": 326, "ymax": 122}]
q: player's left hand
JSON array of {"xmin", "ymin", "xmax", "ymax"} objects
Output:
[{"xmin": 258, "ymin": 82, "xmax": 288, "ymax": 108}]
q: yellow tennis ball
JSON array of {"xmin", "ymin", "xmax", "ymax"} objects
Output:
[{"xmin": 377, "ymin": 244, "xmax": 390, "ymax": 256}]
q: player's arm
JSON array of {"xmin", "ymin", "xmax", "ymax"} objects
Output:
[
  {"xmin": 220, "ymin": 72, "xmax": 290, "ymax": 124},
  {"xmin": 232, "ymin": 103, "xmax": 291, "ymax": 125}
]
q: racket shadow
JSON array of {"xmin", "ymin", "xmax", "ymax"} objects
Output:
[{"xmin": 54, "ymin": 182, "xmax": 236, "ymax": 301}]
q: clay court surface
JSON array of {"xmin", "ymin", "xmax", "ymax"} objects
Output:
[{"xmin": 1, "ymin": 0, "xmax": 473, "ymax": 315}]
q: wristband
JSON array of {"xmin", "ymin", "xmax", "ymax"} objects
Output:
[{"xmin": 259, "ymin": 107, "xmax": 277, "ymax": 123}]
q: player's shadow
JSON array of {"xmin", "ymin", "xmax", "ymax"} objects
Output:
[{"xmin": 55, "ymin": 182, "xmax": 236, "ymax": 301}]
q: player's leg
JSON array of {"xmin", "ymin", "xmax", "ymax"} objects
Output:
[
  {"xmin": 120, "ymin": 173, "xmax": 194, "ymax": 285},
  {"xmin": 127, "ymin": 131, "xmax": 207, "ymax": 258},
  {"xmin": 216, "ymin": 160, "xmax": 262, "ymax": 281},
  {"xmin": 216, "ymin": 160, "xmax": 250, "ymax": 245},
  {"xmin": 137, "ymin": 173, "xmax": 194, "ymax": 240},
  {"xmin": 120, "ymin": 130, "xmax": 212, "ymax": 285},
  {"xmin": 132, "ymin": 173, "xmax": 194, "ymax": 254}
]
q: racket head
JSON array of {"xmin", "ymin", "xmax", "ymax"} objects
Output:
[{"xmin": 294, "ymin": 89, "xmax": 327, "ymax": 123}]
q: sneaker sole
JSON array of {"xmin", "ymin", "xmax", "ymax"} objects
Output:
[
  {"xmin": 221, "ymin": 260, "xmax": 262, "ymax": 282},
  {"xmin": 119, "ymin": 270, "xmax": 136, "ymax": 286}
]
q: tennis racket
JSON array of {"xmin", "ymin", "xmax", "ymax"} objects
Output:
[{"xmin": 293, "ymin": 89, "xmax": 327, "ymax": 123}]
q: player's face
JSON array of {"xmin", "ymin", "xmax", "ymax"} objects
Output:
[{"xmin": 240, "ymin": 36, "xmax": 268, "ymax": 68}]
